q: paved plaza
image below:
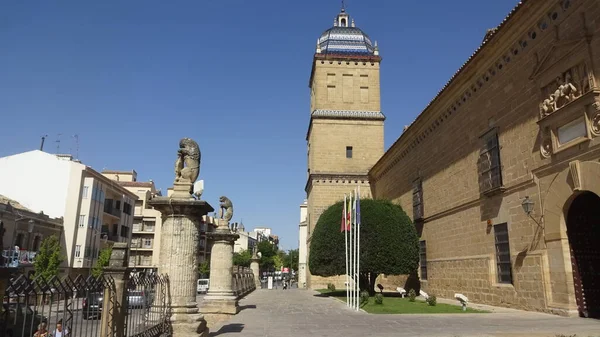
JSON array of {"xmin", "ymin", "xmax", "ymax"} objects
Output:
[{"xmin": 208, "ymin": 289, "xmax": 600, "ymax": 337}]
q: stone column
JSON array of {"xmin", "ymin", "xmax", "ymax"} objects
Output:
[
  {"xmin": 202, "ymin": 219, "xmax": 239, "ymax": 315},
  {"xmin": 149, "ymin": 189, "xmax": 214, "ymax": 337},
  {"xmin": 250, "ymin": 254, "xmax": 260, "ymax": 289},
  {"xmin": 100, "ymin": 243, "xmax": 129, "ymax": 337}
]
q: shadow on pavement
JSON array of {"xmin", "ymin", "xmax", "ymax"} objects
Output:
[
  {"xmin": 209, "ymin": 323, "xmax": 244, "ymax": 336},
  {"xmin": 238, "ymin": 304, "xmax": 256, "ymax": 312}
]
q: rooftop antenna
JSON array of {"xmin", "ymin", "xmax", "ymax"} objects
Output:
[
  {"xmin": 55, "ymin": 133, "xmax": 62, "ymax": 154},
  {"xmin": 72, "ymin": 134, "xmax": 80, "ymax": 159},
  {"xmin": 40, "ymin": 135, "xmax": 48, "ymax": 151}
]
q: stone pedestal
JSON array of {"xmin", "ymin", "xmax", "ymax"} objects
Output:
[
  {"xmin": 149, "ymin": 188, "xmax": 214, "ymax": 337},
  {"xmin": 202, "ymin": 219, "xmax": 240, "ymax": 315},
  {"xmin": 250, "ymin": 256, "xmax": 260, "ymax": 289}
]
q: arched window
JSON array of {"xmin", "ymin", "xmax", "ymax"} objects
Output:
[
  {"xmin": 32, "ymin": 236, "xmax": 41, "ymax": 251},
  {"xmin": 340, "ymin": 18, "xmax": 347, "ymax": 27},
  {"xmin": 15, "ymin": 233, "xmax": 24, "ymax": 248}
]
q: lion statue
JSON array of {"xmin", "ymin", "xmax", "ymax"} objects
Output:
[
  {"xmin": 174, "ymin": 138, "xmax": 201, "ymax": 185},
  {"xmin": 219, "ymin": 196, "xmax": 234, "ymax": 222}
]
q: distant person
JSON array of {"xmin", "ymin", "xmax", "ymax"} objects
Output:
[
  {"xmin": 33, "ymin": 323, "xmax": 49, "ymax": 337},
  {"xmin": 52, "ymin": 320, "xmax": 68, "ymax": 337}
]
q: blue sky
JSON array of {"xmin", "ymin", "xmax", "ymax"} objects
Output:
[{"xmin": 0, "ymin": 0, "xmax": 519, "ymax": 251}]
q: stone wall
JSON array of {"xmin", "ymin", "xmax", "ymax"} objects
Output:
[{"xmin": 369, "ymin": 0, "xmax": 600, "ymax": 315}]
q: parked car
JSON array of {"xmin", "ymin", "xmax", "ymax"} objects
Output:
[
  {"xmin": 127, "ymin": 290, "xmax": 152, "ymax": 308},
  {"xmin": 197, "ymin": 279, "xmax": 209, "ymax": 294},
  {"xmin": 82, "ymin": 292, "xmax": 103, "ymax": 320}
]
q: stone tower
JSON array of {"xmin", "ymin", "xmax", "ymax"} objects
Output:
[{"xmin": 304, "ymin": 6, "xmax": 384, "ymax": 288}]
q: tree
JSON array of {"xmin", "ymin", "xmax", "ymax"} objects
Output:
[
  {"xmin": 308, "ymin": 199, "xmax": 420, "ymax": 295},
  {"xmin": 198, "ymin": 261, "xmax": 210, "ymax": 278},
  {"xmin": 232, "ymin": 249, "xmax": 252, "ymax": 267},
  {"xmin": 33, "ymin": 235, "xmax": 64, "ymax": 279},
  {"xmin": 92, "ymin": 247, "xmax": 112, "ymax": 277},
  {"xmin": 257, "ymin": 240, "xmax": 277, "ymax": 271},
  {"xmin": 273, "ymin": 254, "xmax": 283, "ymax": 270}
]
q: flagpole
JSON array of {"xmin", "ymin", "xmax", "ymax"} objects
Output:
[
  {"xmin": 348, "ymin": 192, "xmax": 353, "ymax": 308},
  {"xmin": 357, "ymin": 186, "xmax": 361, "ymax": 311},
  {"xmin": 352, "ymin": 189, "xmax": 358, "ymax": 309},
  {"xmin": 344, "ymin": 194, "xmax": 349, "ymax": 306}
]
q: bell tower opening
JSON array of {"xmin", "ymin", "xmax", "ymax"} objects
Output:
[{"xmin": 566, "ymin": 191, "xmax": 600, "ymax": 318}]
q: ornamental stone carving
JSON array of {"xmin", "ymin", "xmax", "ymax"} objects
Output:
[
  {"xmin": 539, "ymin": 62, "xmax": 591, "ymax": 118},
  {"xmin": 540, "ymin": 128, "xmax": 552, "ymax": 158},
  {"xmin": 591, "ymin": 102, "xmax": 600, "ymax": 137},
  {"xmin": 219, "ymin": 196, "xmax": 234, "ymax": 223},
  {"xmin": 174, "ymin": 138, "xmax": 201, "ymax": 185}
]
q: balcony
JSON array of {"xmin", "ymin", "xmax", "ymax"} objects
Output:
[
  {"xmin": 1, "ymin": 249, "xmax": 36, "ymax": 267},
  {"xmin": 131, "ymin": 239, "xmax": 153, "ymax": 250},
  {"xmin": 128, "ymin": 256, "xmax": 153, "ymax": 268},
  {"xmin": 103, "ymin": 204, "xmax": 122, "ymax": 218}
]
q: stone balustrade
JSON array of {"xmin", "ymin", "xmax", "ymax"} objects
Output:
[{"xmin": 232, "ymin": 265, "xmax": 256, "ymax": 299}]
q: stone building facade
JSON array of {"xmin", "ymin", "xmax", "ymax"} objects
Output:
[
  {"xmin": 369, "ymin": 0, "xmax": 600, "ymax": 317},
  {"xmin": 0, "ymin": 195, "xmax": 67, "ymax": 276},
  {"xmin": 304, "ymin": 7, "xmax": 384, "ymax": 288}
]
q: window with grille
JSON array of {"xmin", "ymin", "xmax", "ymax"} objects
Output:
[
  {"xmin": 419, "ymin": 240, "xmax": 427, "ymax": 280},
  {"xmin": 478, "ymin": 128, "xmax": 503, "ymax": 193},
  {"xmin": 494, "ymin": 223, "xmax": 513, "ymax": 284},
  {"xmin": 413, "ymin": 179, "xmax": 423, "ymax": 221},
  {"xmin": 75, "ymin": 245, "xmax": 81, "ymax": 258}
]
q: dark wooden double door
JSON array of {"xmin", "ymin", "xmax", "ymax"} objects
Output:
[{"xmin": 567, "ymin": 191, "xmax": 600, "ymax": 318}]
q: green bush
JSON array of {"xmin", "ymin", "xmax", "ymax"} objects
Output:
[
  {"xmin": 327, "ymin": 283, "xmax": 336, "ymax": 292},
  {"xmin": 360, "ymin": 290, "xmax": 370, "ymax": 305},
  {"xmin": 309, "ymin": 199, "xmax": 420, "ymax": 295},
  {"xmin": 426, "ymin": 294, "xmax": 437, "ymax": 306},
  {"xmin": 374, "ymin": 293, "xmax": 384, "ymax": 305},
  {"xmin": 408, "ymin": 289, "xmax": 417, "ymax": 302}
]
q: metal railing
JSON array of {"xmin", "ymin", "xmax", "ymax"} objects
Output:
[
  {"xmin": 1, "ymin": 249, "xmax": 36, "ymax": 268},
  {"xmin": 0, "ymin": 271, "xmax": 171, "ymax": 337},
  {"xmin": 0, "ymin": 274, "xmax": 116, "ymax": 337},
  {"xmin": 125, "ymin": 274, "xmax": 170, "ymax": 337}
]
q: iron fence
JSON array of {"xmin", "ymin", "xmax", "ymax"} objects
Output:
[
  {"xmin": 125, "ymin": 273, "xmax": 170, "ymax": 337},
  {"xmin": 0, "ymin": 274, "xmax": 116, "ymax": 337},
  {"xmin": 0, "ymin": 271, "xmax": 171, "ymax": 337}
]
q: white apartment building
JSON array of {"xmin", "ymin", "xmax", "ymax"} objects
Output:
[
  {"xmin": 298, "ymin": 199, "xmax": 308, "ymax": 288},
  {"xmin": 0, "ymin": 150, "xmax": 137, "ymax": 276},
  {"xmin": 102, "ymin": 170, "xmax": 162, "ymax": 271}
]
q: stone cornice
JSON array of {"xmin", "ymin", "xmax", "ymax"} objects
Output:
[
  {"xmin": 306, "ymin": 110, "xmax": 385, "ymax": 140},
  {"xmin": 309, "ymin": 53, "xmax": 382, "ymax": 89},
  {"xmin": 312, "ymin": 109, "xmax": 385, "ymax": 120},
  {"xmin": 305, "ymin": 173, "xmax": 369, "ymax": 194}
]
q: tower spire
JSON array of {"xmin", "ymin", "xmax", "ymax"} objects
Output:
[{"xmin": 341, "ymin": 0, "xmax": 346, "ymax": 12}]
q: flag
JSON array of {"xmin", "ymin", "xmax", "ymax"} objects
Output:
[
  {"xmin": 346, "ymin": 194, "xmax": 352, "ymax": 231},
  {"xmin": 340, "ymin": 195, "xmax": 347, "ymax": 232}
]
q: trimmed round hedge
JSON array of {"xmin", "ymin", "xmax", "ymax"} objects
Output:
[{"xmin": 309, "ymin": 199, "xmax": 419, "ymax": 278}]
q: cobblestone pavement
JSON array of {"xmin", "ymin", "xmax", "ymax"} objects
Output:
[{"xmin": 208, "ymin": 289, "xmax": 600, "ymax": 337}]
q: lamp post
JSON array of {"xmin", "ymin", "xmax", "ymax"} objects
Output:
[{"xmin": 521, "ymin": 196, "xmax": 535, "ymax": 216}]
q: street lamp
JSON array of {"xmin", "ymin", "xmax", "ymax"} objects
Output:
[{"xmin": 521, "ymin": 196, "xmax": 535, "ymax": 216}]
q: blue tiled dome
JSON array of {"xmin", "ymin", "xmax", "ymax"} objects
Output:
[{"xmin": 318, "ymin": 26, "xmax": 375, "ymax": 56}]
